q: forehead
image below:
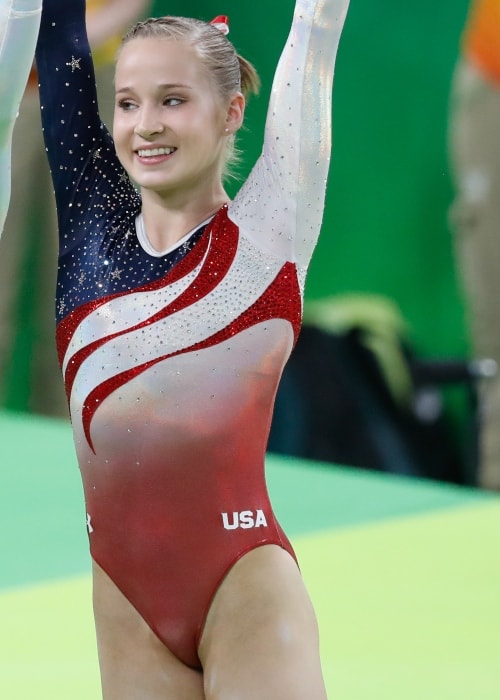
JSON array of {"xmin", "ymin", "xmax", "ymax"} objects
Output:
[{"xmin": 115, "ymin": 37, "xmax": 210, "ymax": 89}]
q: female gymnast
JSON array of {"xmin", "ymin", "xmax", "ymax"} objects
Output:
[
  {"xmin": 0, "ymin": 0, "xmax": 41, "ymax": 232},
  {"xmin": 35, "ymin": 0, "xmax": 349, "ymax": 697}
]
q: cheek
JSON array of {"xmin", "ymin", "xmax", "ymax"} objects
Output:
[
  {"xmin": 111, "ymin": 127, "xmax": 131, "ymax": 174},
  {"xmin": 111, "ymin": 117, "xmax": 128, "ymax": 154}
]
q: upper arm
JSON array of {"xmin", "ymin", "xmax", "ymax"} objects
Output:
[{"xmin": 229, "ymin": 0, "xmax": 349, "ymax": 268}]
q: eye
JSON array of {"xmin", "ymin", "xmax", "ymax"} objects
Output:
[
  {"xmin": 117, "ymin": 99, "xmax": 138, "ymax": 111},
  {"xmin": 163, "ymin": 97, "xmax": 184, "ymax": 107}
]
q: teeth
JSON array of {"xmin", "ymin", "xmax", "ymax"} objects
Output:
[{"xmin": 138, "ymin": 147, "xmax": 175, "ymax": 157}]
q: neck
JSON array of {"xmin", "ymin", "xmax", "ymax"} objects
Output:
[{"xmin": 140, "ymin": 187, "xmax": 229, "ymax": 252}]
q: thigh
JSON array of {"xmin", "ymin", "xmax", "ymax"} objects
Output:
[
  {"xmin": 92, "ymin": 561, "xmax": 205, "ymax": 700},
  {"xmin": 198, "ymin": 545, "xmax": 327, "ymax": 700}
]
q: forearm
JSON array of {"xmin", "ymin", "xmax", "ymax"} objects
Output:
[
  {"xmin": 0, "ymin": 0, "xmax": 41, "ymax": 140},
  {"xmin": 0, "ymin": 0, "xmax": 41, "ymax": 231},
  {"xmin": 36, "ymin": 0, "xmax": 92, "ymax": 132},
  {"xmin": 35, "ymin": 0, "xmax": 102, "ymax": 213}
]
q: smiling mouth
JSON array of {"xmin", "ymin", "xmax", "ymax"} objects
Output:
[{"xmin": 137, "ymin": 147, "xmax": 176, "ymax": 158}]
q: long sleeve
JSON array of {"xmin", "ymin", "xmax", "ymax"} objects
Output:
[
  {"xmin": 229, "ymin": 0, "xmax": 349, "ymax": 272},
  {"xmin": 35, "ymin": 0, "xmax": 139, "ymax": 255},
  {"xmin": 0, "ymin": 0, "xmax": 41, "ymax": 233}
]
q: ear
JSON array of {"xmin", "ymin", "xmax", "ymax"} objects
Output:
[{"xmin": 224, "ymin": 92, "xmax": 245, "ymax": 135}]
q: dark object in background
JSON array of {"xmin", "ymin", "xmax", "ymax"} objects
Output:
[{"xmin": 269, "ymin": 324, "xmax": 485, "ymax": 485}]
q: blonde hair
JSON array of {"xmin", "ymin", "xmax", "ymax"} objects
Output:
[{"xmin": 121, "ymin": 16, "xmax": 260, "ymax": 178}]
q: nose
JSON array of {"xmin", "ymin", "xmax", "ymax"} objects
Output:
[
  {"xmin": 134, "ymin": 108, "xmax": 165, "ymax": 139},
  {"xmin": 134, "ymin": 123, "xmax": 165, "ymax": 138}
]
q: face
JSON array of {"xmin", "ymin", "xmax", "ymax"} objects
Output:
[{"xmin": 113, "ymin": 37, "xmax": 243, "ymax": 201}]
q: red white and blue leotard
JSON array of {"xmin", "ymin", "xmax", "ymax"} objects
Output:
[{"xmin": 36, "ymin": 0, "xmax": 348, "ymax": 669}]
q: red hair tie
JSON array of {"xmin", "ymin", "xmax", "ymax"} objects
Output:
[{"xmin": 210, "ymin": 15, "xmax": 229, "ymax": 35}]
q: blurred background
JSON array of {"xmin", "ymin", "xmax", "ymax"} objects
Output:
[{"xmin": 2, "ymin": 0, "xmax": 493, "ymax": 489}]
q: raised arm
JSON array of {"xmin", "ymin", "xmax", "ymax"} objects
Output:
[
  {"xmin": 35, "ymin": 0, "xmax": 138, "ymax": 253},
  {"xmin": 35, "ymin": 0, "xmax": 104, "ymax": 213},
  {"xmin": 0, "ymin": 0, "xmax": 41, "ymax": 233},
  {"xmin": 230, "ymin": 0, "xmax": 349, "ymax": 269}
]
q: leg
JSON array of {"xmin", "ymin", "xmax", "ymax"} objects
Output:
[
  {"xmin": 92, "ymin": 561, "xmax": 205, "ymax": 700},
  {"xmin": 199, "ymin": 545, "xmax": 328, "ymax": 700}
]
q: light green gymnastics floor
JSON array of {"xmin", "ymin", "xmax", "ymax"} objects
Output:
[{"xmin": 1, "ymin": 409, "xmax": 499, "ymax": 699}]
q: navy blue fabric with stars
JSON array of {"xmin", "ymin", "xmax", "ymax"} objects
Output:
[{"xmin": 35, "ymin": 0, "xmax": 202, "ymax": 322}]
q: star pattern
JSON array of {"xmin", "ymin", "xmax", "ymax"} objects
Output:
[
  {"xmin": 110, "ymin": 268, "xmax": 124, "ymax": 281},
  {"xmin": 66, "ymin": 55, "xmax": 81, "ymax": 71}
]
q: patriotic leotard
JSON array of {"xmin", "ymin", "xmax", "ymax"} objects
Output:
[{"xmin": 36, "ymin": 0, "xmax": 348, "ymax": 669}]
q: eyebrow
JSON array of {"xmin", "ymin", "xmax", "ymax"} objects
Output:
[{"xmin": 115, "ymin": 83, "xmax": 193, "ymax": 95}]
